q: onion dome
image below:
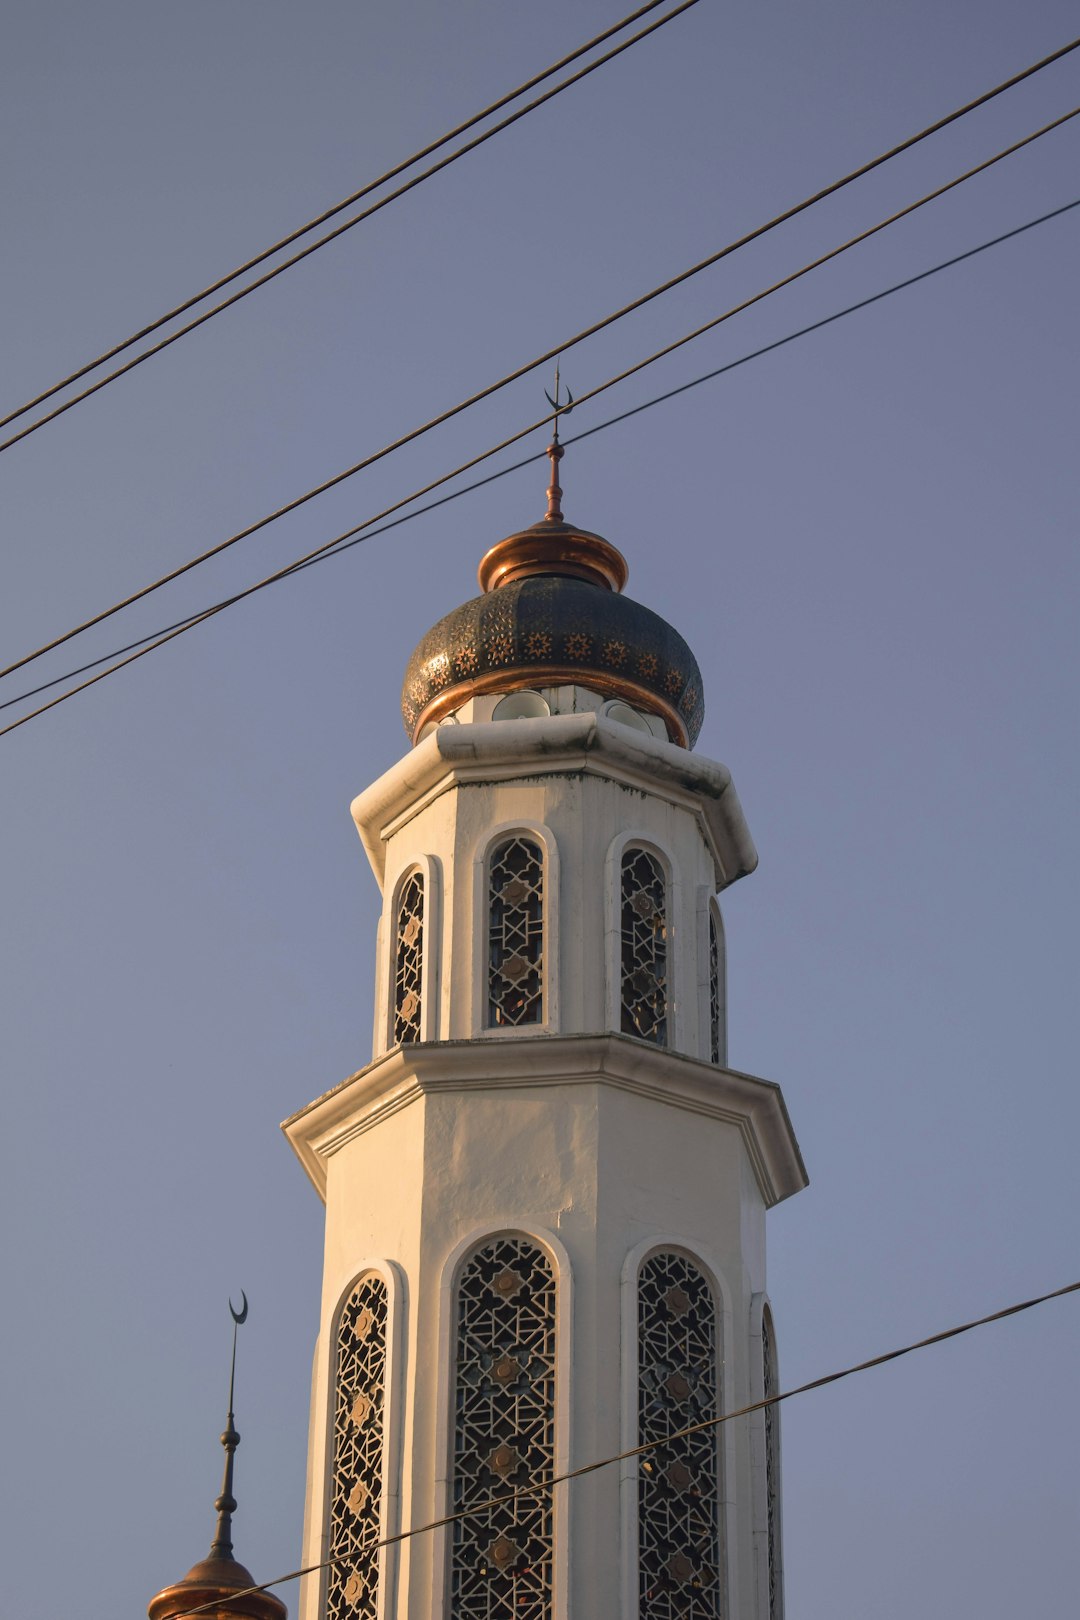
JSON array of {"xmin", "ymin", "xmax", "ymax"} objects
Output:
[
  {"xmin": 149, "ymin": 1549, "xmax": 286, "ymax": 1620},
  {"xmin": 401, "ymin": 439, "xmax": 705, "ymax": 747},
  {"xmin": 149, "ymin": 1298, "xmax": 287, "ymax": 1620}
]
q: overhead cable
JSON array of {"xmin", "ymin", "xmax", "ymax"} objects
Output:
[
  {"xmin": 169, "ymin": 1276, "xmax": 1080, "ymax": 1618},
  {"xmin": 2, "ymin": 113, "xmax": 1076, "ymax": 745},
  {"xmin": 0, "ymin": 0, "xmax": 699, "ymax": 456},
  {"xmin": 7, "ymin": 25, "xmax": 1075, "ymax": 453},
  {"xmin": 9, "ymin": 190, "xmax": 1072, "ymax": 719},
  {"xmin": 2, "ymin": 41, "xmax": 1077, "ymax": 689},
  {"xmin": 0, "ymin": 0, "xmax": 683, "ymax": 433}
]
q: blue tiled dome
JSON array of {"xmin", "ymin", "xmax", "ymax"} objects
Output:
[{"xmin": 402, "ymin": 571, "xmax": 704, "ymax": 747}]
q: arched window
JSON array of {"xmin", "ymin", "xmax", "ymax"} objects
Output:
[
  {"xmin": 621, "ymin": 848, "xmax": 668, "ymax": 1045},
  {"xmin": 761, "ymin": 1307, "xmax": 783, "ymax": 1620},
  {"xmin": 708, "ymin": 908, "xmax": 722, "ymax": 1066},
  {"xmin": 450, "ymin": 1235, "xmax": 557, "ymax": 1619},
  {"xmin": 327, "ymin": 1272, "xmax": 389, "ymax": 1620},
  {"xmin": 638, "ymin": 1251, "xmax": 722, "ymax": 1619},
  {"xmin": 487, "ymin": 836, "xmax": 544, "ymax": 1027},
  {"xmin": 393, "ymin": 869, "xmax": 424, "ymax": 1044}
]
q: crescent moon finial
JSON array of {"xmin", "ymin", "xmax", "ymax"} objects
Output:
[{"xmin": 209, "ymin": 1292, "xmax": 248, "ymax": 1562}]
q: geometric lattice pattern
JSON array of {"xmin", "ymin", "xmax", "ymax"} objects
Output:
[
  {"xmin": 638, "ymin": 1251, "xmax": 722, "ymax": 1620},
  {"xmin": 450, "ymin": 1236, "xmax": 556, "ymax": 1620},
  {"xmin": 393, "ymin": 869, "xmax": 424, "ymax": 1044},
  {"xmin": 709, "ymin": 910, "xmax": 721, "ymax": 1066},
  {"xmin": 487, "ymin": 837, "xmax": 544, "ymax": 1027},
  {"xmin": 621, "ymin": 848, "xmax": 668, "ymax": 1045},
  {"xmin": 761, "ymin": 1308, "xmax": 781, "ymax": 1620},
  {"xmin": 327, "ymin": 1273, "xmax": 388, "ymax": 1620},
  {"xmin": 401, "ymin": 572, "xmax": 706, "ymax": 746}
]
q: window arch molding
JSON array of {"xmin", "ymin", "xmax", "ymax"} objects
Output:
[
  {"xmin": 376, "ymin": 854, "xmax": 442, "ymax": 1056},
  {"xmin": 320, "ymin": 1259, "xmax": 407, "ymax": 1620},
  {"xmin": 471, "ymin": 819, "xmax": 561, "ymax": 1038},
  {"xmin": 604, "ymin": 832, "xmax": 681, "ymax": 1050},
  {"xmin": 696, "ymin": 891, "xmax": 727, "ymax": 1068},
  {"xmin": 749, "ymin": 1292, "xmax": 784, "ymax": 1620},
  {"xmin": 619, "ymin": 1236, "xmax": 736, "ymax": 1620},
  {"xmin": 430, "ymin": 1222, "xmax": 574, "ymax": 1620}
]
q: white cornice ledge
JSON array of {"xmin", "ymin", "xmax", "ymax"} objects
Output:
[
  {"xmin": 282, "ymin": 1032, "xmax": 807, "ymax": 1209},
  {"xmin": 350, "ymin": 713, "xmax": 757, "ymax": 893}
]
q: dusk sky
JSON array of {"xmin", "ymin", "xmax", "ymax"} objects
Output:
[{"xmin": 1, "ymin": 3, "xmax": 1077, "ymax": 1616}]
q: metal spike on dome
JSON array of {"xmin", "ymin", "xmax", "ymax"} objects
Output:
[{"xmin": 208, "ymin": 1292, "xmax": 248, "ymax": 1561}]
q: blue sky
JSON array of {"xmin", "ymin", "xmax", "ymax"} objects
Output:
[{"xmin": 1, "ymin": 3, "xmax": 1077, "ymax": 1615}]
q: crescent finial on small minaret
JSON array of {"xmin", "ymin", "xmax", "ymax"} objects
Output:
[
  {"xmin": 147, "ymin": 1292, "xmax": 287, "ymax": 1620},
  {"xmin": 209, "ymin": 1291, "xmax": 248, "ymax": 1561}
]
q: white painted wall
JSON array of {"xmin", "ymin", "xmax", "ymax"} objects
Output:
[
  {"xmin": 287, "ymin": 709, "xmax": 803, "ymax": 1619},
  {"xmin": 359, "ymin": 710, "xmax": 754, "ymax": 1060}
]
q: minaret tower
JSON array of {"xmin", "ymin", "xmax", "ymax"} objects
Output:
[
  {"xmin": 149, "ymin": 1298, "xmax": 287, "ymax": 1620},
  {"xmin": 284, "ymin": 434, "xmax": 807, "ymax": 1620}
]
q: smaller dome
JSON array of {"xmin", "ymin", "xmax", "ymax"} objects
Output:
[
  {"xmin": 149, "ymin": 1552, "xmax": 287, "ymax": 1620},
  {"xmin": 477, "ymin": 515, "xmax": 628, "ymax": 594}
]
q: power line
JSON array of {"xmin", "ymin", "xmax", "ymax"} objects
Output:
[
  {"xmin": 14, "ymin": 187, "xmax": 1072, "ymax": 718},
  {"xmin": 169, "ymin": 1276, "xmax": 1080, "ymax": 1618},
  {"xmin": 0, "ymin": 0, "xmax": 699, "ymax": 458},
  {"xmin": 4, "ymin": 44, "xmax": 1077, "ymax": 693},
  {"xmin": 4, "ymin": 192, "xmax": 1075, "ymax": 721},
  {"xmin": 0, "ymin": 0, "xmax": 684, "ymax": 440},
  {"xmin": 2, "ymin": 113, "xmax": 1076, "ymax": 744}
]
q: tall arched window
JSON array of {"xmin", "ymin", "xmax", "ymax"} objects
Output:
[
  {"xmin": 394, "ymin": 869, "xmax": 425, "ymax": 1044},
  {"xmin": 450, "ymin": 1235, "xmax": 557, "ymax": 1619},
  {"xmin": 708, "ymin": 908, "xmax": 722, "ymax": 1066},
  {"xmin": 487, "ymin": 836, "xmax": 544, "ymax": 1027},
  {"xmin": 761, "ymin": 1307, "xmax": 783, "ymax": 1620},
  {"xmin": 621, "ymin": 848, "xmax": 668, "ymax": 1045},
  {"xmin": 638, "ymin": 1251, "xmax": 722, "ymax": 1619},
  {"xmin": 327, "ymin": 1272, "xmax": 389, "ymax": 1620}
]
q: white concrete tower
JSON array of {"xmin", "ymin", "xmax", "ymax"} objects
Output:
[{"xmin": 285, "ymin": 438, "xmax": 807, "ymax": 1620}]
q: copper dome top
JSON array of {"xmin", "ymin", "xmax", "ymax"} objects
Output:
[
  {"xmin": 476, "ymin": 441, "xmax": 629, "ymax": 594},
  {"xmin": 148, "ymin": 1551, "xmax": 287, "ymax": 1620}
]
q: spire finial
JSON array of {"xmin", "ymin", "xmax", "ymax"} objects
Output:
[
  {"xmin": 542, "ymin": 364, "xmax": 574, "ymax": 523},
  {"xmin": 208, "ymin": 1292, "xmax": 248, "ymax": 1562}
]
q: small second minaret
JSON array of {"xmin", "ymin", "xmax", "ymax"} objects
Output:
[{"xmin": 149, "ymin": 1297, "xmax": 287, "ymax": 1620}]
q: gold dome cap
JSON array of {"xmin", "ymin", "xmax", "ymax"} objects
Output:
[
  {"xmin": 148, "ymin": 1552, "xmax": 287, "ymax": 1620},
  {"xmin": 477, "ymin": 440, "xmax": 629, "ymax": 594}
]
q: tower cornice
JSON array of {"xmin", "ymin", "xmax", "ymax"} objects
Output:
[
  {"xmin": 282, "ymin": 1032, "xmax": 807, "ymax": 1210},
  {"xmin": 350, "ymin": 711, "xmax": 757, "ymax": 894}
]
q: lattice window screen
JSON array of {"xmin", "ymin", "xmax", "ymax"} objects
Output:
[
  {"xmin": 762, "ymin": 1309, "xmax": 782, "ymax": 1620},
  {"xmin": 638, "ymin": 1251, "xmax": 722, "ymax": 1620},
  {"xmin": 621, "ymin": 848, "xmax": 668, "ymax": 1044},
  {"xmin": 708, "ymin": 910, "xmax": 721, "ymax": 1066},
  {"xmin": 394, "ymin": 869, "xmax": 424, "ymax": 1043},
  {"xmin": 487, "ymin": 837, "xmax": 544, "ymax": 1027},
  {"xmin": 450, "ymin": 1236, "xmax": 557, "ymax": 1620},
  {"xmin": 327, "ymin": 1273, "xmax": 389, "ymax": 1620}
]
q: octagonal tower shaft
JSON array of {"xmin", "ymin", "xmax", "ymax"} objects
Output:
[{"xmin": 285, "ymin": 712, "xmax": 805, "ymax": 1620}]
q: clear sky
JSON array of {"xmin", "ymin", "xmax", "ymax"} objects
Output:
[{"xmin": 1, "ymin": 3, "xmax": 1077, "ymax": 1616}]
